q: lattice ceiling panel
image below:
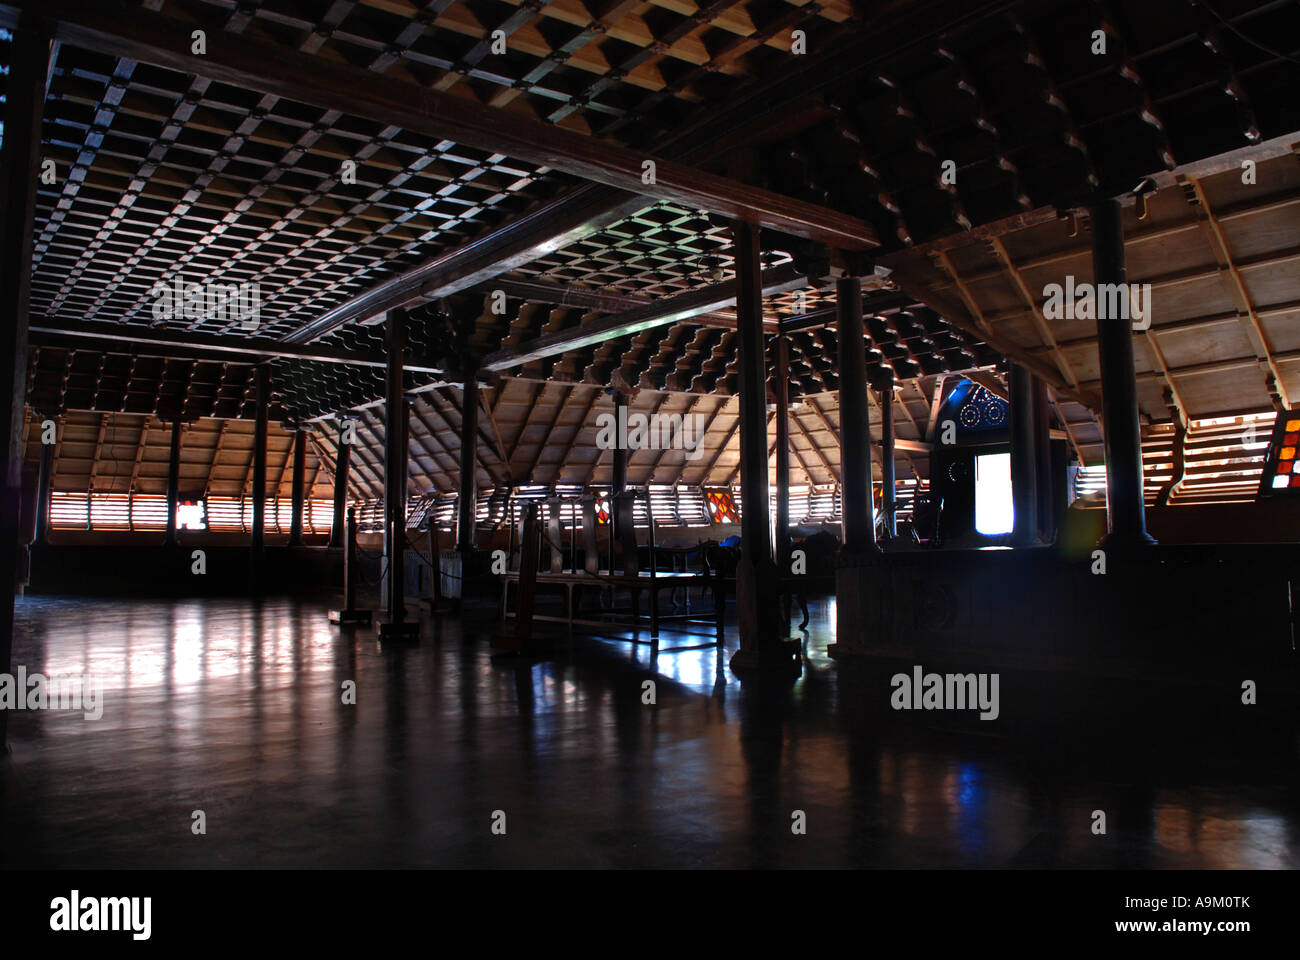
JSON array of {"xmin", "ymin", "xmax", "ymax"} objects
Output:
[
  {"xmin": 159, "ymin": 0, "xmax": 858, "ymax": 139},
  {"xmin": 756, "ymin": 0, "xmax": 1300, "ymax": 243},
  {"xmin": 26, "ymin": 347, "xmax": 282, "ymax": 421},
  {"xmin": 502, "ymin": 199, "xmax": 751, "ymax": 297},
  {"xmin": 31, "ymin": 40, "xmax": 563, "ymax": 340}
]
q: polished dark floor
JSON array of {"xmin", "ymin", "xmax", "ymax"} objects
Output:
[{"xmin": 3, "ymin": 592, "xmax": 1299, "ymax": 868}]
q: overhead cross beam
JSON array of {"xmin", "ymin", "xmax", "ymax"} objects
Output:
[
  {"xmin": 480, "ymin": 265, "xmax": 808, "ymax": 372},
  {"xmin": 487, "ymin": 278, "xmax": 774, "ymax": 332},
  {"xmin": 29, "ymin": 317, "xmax": 444, "ymax": 374}
]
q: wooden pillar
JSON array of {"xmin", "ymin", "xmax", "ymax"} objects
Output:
[
  {"xmin": 611, "ymin": 393, "xmax": 628, "ymax": 495},
  {"xmin": 1009, "ymin": 364, "xmax": 1038, "ymax": 545},
  {"xmin": 829, "ymin": 274, "xmax": 883, "ymax": 661},
  {"xmin": 876, "ymin": 379, "xmax": 897, "ymax": 540},
  {"xmin": 729, "ymin": 220, "xmax": 785, "ymax": 669},
  {"xmin": 250, "ymin": 365, "xmax": 270, "ymax": 565},
  {"xmin": 837, "ymin": 277, "xmax": 875, "ymax": 553},
  {"xmin": 289, "ymin": 428, "xmax": 307, "ymax": 545},
  {"xmin": 611, "ymin": 392, "xmax": 629, "ymax": 553},
  {"xmin": 1033, "ymin": 376, "xmax": 1054, "ymax": 543},
  {"xmin": 0, "ymin": 17, "xmax": 51, "ymax": 746},
  {"xmin": 774, "ymin": 333, "xmax": 792, "ymax": 563},
  {"xmin": 1091, "ymin": 198, "xmax": 1155, "ymax": 547},
  {"xmin": 35, "ymin": 424, "xmax": 54, "ymax": 545},
  {"xmin": 457, "ymin": 366, "xmax": 478, "ymax": 553},
  {"xmin": 165, "ymin": 419, "xmax": 182, "ymax": 547},
  {"xmin": 381, "ymin": 309, "xmax": 417, "ymax": 637},
  {"xmin": 329, "ymin": 416, "xmax": 351, "ymax": 548},
  {"xmin": 734, "ymin": 223, "xmax": 773, "ymax": 566}
]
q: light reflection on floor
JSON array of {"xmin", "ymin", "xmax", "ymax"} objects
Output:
[{"xmin": 2, "ymin": 594, "xmax": 1298, "ymax": 869}]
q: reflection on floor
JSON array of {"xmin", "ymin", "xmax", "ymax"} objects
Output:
[{"xmin": 2, "ymin": 594, "xmax": 1298, "ymax": 868}]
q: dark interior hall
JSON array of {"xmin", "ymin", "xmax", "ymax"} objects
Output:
[{"xmin": 1, "ymin": 0, "xmax": 1299, "ymax": 875}]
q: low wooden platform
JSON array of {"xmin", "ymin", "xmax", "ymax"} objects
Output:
[{"xmin": 500, "ymin": 568, "xmax": 724, "ymax": 647}]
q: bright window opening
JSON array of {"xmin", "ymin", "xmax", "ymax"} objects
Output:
[
  {"xmin": 975, "ymin": 452, "xmax": 1014, "ymax": 536},
  {"xmin": 177, "ymin": 501, "xmax": 206, "ymax": 530}
]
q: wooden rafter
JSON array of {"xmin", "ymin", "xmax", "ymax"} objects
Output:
[
  {"xmin": 693, "ymin": 398, "xmax": 740, "ymax": 486},
  {"xmin": 788, "ymin": 407, "xmax": 836, "ymax": 484},
  {"xmin": 406, "ymin": 402, "xmax": 460, "ymax": 493},
  {"xmin": 628, "ymin": 392, "xmax": 671, "ymax": 486},
  {"xmin": 725, "ymin": 411, "xmax": 775, "ymax": 487},
  {"xmin": 1186, "ymin": 174, "xmax": 1292, "ymax": 410},
  {"xmin": 424, "ymin": 387, "xmax": 508, "ymax": 486},
  {"xmin": 549, "ymin": 384, "xmax": 602, "ymax": 485},
  {"xmin": 524, "ymin": 382, "xmax": 576, "ymax": 483}
]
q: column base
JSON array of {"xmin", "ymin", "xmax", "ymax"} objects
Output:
[
  {"xmin": 827, "ymin": 641, "xmax": 870, "ymax": 660},
  {"xmin": 1099, "ymin": 530, "xmax": 1158, "ymax": 550},
  {"xmin": 729, "ymin": 639, "xmax": 801, "ymax": 676},
  {"xmin": 328, "ymin": 608, "xmax": 372, "ymax": 626},
  {"xmin": 376, "ymin": 619, "xmax": 420, "ymax": 641}
]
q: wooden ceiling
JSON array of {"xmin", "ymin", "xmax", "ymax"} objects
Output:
[
  {"xmin": 881, "ymin": 150, "xmax": 1300, "ymax": 464},
  {"xmin": 4, "ymin": 0, "xmax": 1298, "ymax": 494}
]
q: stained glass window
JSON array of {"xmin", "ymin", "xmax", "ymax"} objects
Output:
[
  {"xmin": 704, "ymin": 489, "xmax": 738, "ymax": 523},
  {"xmin": 1257, "ymin": 414, "xmax": 1300, "ymax": 496}
]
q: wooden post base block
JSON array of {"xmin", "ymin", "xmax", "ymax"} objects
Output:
[
  {"xmin": 733, "ymin": 553, "xmax": 783, "ymax": 649},
  {"xmin": 490, "ymin": 632, "xmax": 521, "ymax": 651},
  {"xmin": 729, "ymin": 639, "xmax": 801, "ymax": 676},
  {"xmin": 328, "ymin": 608, "xmax": 372, "ymax": 626},
  {"xmin": 376, "ymin": 619, "xmax": 420, "ymax": 641},
  {"xmin": 828, "ymin": 561, "xmax": 886, "ymax": 659}
]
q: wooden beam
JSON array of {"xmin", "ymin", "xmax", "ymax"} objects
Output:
[
  {"xmin": 425, "ymin": 386, "xmax": 508, "ymax": 487},
  {"xmin": 86, "ymin": 414, "xmax": 110, "ymax": 496},
  {"xmin": 694, "ymin": 400, "xmax": 741, "ymax": 487},
  {"xmin": 435, "ymin": 384, "xmax": 506, "ymax": 473},
  {"xmin": 644, "ymin": 394, "xmax": 702, "ymax": 485},
  {"xmin": 924, "ymin": 375, "xmax": 948, "ymax": 443},
  {"xmin": 337, "ymin": 414, "xmax": 381, "ymax": 501},
  {"xmin": 128, "ymin": 415, "xmax": 153, "ymax": 494},
  {"xmin": 804, "ymin": 396, "xmax": 845, "ymax": 464},
  {"xmin": 549, "ymin": 384, "xmax": 602, "ymax": 485},
  {"xmin": 1186, "ymin": 174, "xmax": 1291, "ymax": 410},
  {"xmin": 784, "ymin": 423, "xmax": 818, "ymax": 486},
  {"xmin": 986, "ymin": 236, "xmax": 1083, "ymax": 393},
  {"xmin": 964, "ymin": 369, "xmax": 1007, "ymax": 401},
  {"xmin": 305, "ymin": 439, "xmax": 324, "ymax": 531},
  {"xmin": 725, "ymin": 410, "xmax": 773, "ymax": 488},
  {"xmin": 894, "ymin": 438, "xmax": 934, "ymax": 454},
  {"xmin": 28, "ymin": 317, "xmax": 438, "ymax": 373},
  {"xmin": 404, "ymin": 407, "xmax": 456, "ymax": 495},
  {"xmin": 355, "ymin": 409, "xmax": 392, "ymax": 500},
  {"xmin": 481, "ymin": 265, "xmax": 807, "ymax": 372},
  {"xmin": 523, "ymin": 383, "xmax": 575, "ymax": 483},
  {"xmin": 885, "ymin": 256, "xmax": 1103, "ymax": 412},
  {"xmin": 488, "ymin": 277, "xmax": 774, "ymax": 332},
  {"xmin": 580, "ymin": 393, "xmax": 616, "ymax": 487},
  {"xmin": 628, "ymin": 392, "xmax": 672, "ymax": 486},
  {"xmin": 480, "ymin": 386, "xmax": 511, "ymax": 480},
  {"xmin": 406, "ymin": 402, "xmax": 460, "ymax": 493},
  {"xmin": 789, "ymin": 407, "xmax": 837, "ymax": 484}
]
